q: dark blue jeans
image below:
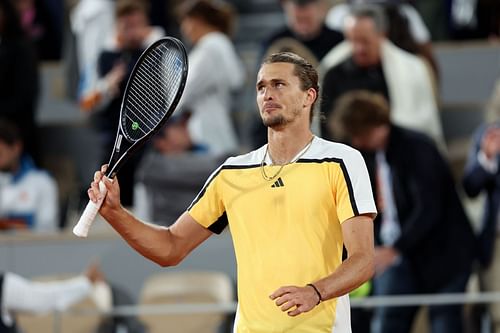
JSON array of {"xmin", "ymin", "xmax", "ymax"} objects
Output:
[{"xmin": 371, "ymin": 257, "xmax": 470, "ymax": 333}]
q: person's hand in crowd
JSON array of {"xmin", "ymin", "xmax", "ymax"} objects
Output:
[
  {"xmin": 84, "ymin": 260, "xmax": 106, "ymax": 285},
  {"xmin": 374, "ymin": 246, "xmax": 399, "ymax": 276},
  {"xmin": 79, "ymin": 61, "xmax": 127, "ymax": 113},
  {"xmin": 0, "ymin": 219, "xmax": 28, "ymax": 231},
  {"xmin": 481, "ymin": 125, "xmax": 500, "ymax": 160},
  {"xmin": 104, "ymin": 61, "xmax": 127, "ymax": 97}
]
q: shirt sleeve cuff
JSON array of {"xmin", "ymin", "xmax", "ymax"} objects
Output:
[{"xmin": 478, "ymin": 150, "xmax": 498, "ymax": 174}]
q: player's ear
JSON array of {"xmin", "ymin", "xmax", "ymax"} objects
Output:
[{"xmin": 303, "ymin": 88, "xmax": 317, "ymax": 108}]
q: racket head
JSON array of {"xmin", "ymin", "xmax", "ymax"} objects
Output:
[{"xmin": 107, "ymin": 37, "xmax": 188, "ymax": 176}]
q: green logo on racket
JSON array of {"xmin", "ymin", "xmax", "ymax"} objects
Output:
[{"xmin": 132, "ymin": 122, "xmax": 140, "ymax": 131}]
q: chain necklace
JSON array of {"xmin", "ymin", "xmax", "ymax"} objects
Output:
[{"xmin": 260, "ymin": 136, "xmax": 315, "ymax": 181}]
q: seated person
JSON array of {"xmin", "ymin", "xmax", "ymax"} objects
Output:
[
  {"xmin": 1, "ymin": 262, "xmax": 105, "ymax": 332},
  {"xmin": 320, "ymin": 4, "xmax": 443, "ymax": 148},
  {"xmin": 0, "ymin": 119, "xmax": 58, "ymax": 232},
  {"xmin": 331, "ymin": 90, "xmax": 476, "ymax": 333},
  {"xmin": 326, "ymin": 0, "xmax": 439, "ymax": 78},
  {"xmin": 134, "ymin": 113, "xmax": 229, "ymax": 225},
  {"xmin": 462, "ymin": 79, "xmax": 500, "ymax": 333}
]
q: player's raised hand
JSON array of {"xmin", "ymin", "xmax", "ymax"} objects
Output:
[{"xmin": 88, "ymin": 165, "xmax": 121, "ymax": 218}]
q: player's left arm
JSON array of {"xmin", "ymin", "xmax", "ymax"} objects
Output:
[
  {"xmin": 314, "ymin": 214, "xmax": 375, "ymax": 298},
  {"xmin": 270, "ymin": 214, "xmax": 374, "ymax": 316}
]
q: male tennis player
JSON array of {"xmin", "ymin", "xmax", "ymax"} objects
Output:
[{"xmin": 88, "ymin": 52, "xmax": 377, "ymax": 332}]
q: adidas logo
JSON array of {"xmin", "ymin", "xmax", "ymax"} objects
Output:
[{"xmin": 271, "ymin": 177, "xmax": 285, "ymax": 188}]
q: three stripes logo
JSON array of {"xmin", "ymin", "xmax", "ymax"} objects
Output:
[{"xmin": 271, "ymin": 177, "xmax": 285, "ymax": 188}]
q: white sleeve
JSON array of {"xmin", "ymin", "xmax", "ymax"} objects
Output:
[
  {"xmin": 325, "ymin": 4, "xmax": 351, "ymax": 32},
  {"xmin": 177, "ymin": 43, "xmax": 218, "ymax": 111},
  {"xmin": 2, "ymin": 272, "xmax": 92, "ymax": 319},
  {"xmin": 335, "ymin": 147, "xmax": 378, "ymax": 224},
  {"xmin": 401, "ymin": 5, "xmax": 431, "ymax": 43}
]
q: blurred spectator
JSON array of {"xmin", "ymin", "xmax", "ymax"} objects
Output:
[
  {"xmin": 251, "ymin": 0, "xmax": 344, "ymax": 149},
  {"xmin": 153, "ymin": 113, "xmax": 207, "ymax": 155},
  {"xmin": 149, "ymin": 0, "xmax": 179, "ymax": 37},
  {"xmin": 70, "ymin": 0, "xmax": 116, "ymax": 103},
  {"xmin": 134, "ymin": 115, "xmax": 227, "ymax": 225},
  {"xmin": 449, "ymin": 0, "xmax": 500, "ymax": 40},
  {"xmin": 320, "ymin": 4, "xmax": 443, "ymax": 148},
  {"xmin": 13, "ymin": 0, "xmax": 63, "ymax": 60},
  {"xmin": 413, "ymin": 0, "xmax": 500, "ymax": 41},
  {"xmin": 0, "ymin": 119, "xmax": 58, "ymax": 233},
  {"xmin": 332, "ymin": 90, "xmax": 477, "ymax": 333},
  {"xmin": 262, "ymin": 0, "xmax": 344, "ymax": 66},
  {"xmin": 175, "ymin": 0, "xmax": 245, "ymax": 155},
  {"xmin": 0, "ymin": 0, "xmax": 40, "ymax": 164},
  {"xmin": 326, "ymin": 0, "xmax": 439, "ymax": 79},
  {"xmin": 0, "ymin": 262, "xmax": 106, "ymax": 332},
  {"xmin": 411, "ymin": 0, "xmax": 449, "ymax": 41},
  {"xmin": 79, "ymin": 0, "xmax": 165, "ymax": 207},
  {"xmin": 462, "ymin": 79, "xmax": 500, "ymax": 333}
]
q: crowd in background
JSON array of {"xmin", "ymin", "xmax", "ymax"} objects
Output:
[{"xmin": 1, "ymin": 0, "xmax": 500, "ymax": 332}]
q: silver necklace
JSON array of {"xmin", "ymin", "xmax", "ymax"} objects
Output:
[{"xmin": 260, "ymin": 136, "xmax": 315, "ymax": 181}]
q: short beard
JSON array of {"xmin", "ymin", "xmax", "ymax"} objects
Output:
[{"xmin": 262, "ymin": 114, "xmax": 288, "ymax": 128}]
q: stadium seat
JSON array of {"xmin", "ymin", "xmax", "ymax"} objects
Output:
[{"xmin": 138, "ymin": 270, "xmax": 235, "ymax": 333}]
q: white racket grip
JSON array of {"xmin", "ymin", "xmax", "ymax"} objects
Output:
[{"xmin": 73, "ymin": 181, "xmax": 108, "ymax": 237}]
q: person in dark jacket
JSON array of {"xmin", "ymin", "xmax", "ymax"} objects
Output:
[
  {"xmin": 332, "ymin": 90, "xmax": 477, "ymax": 333},
  {"xmin": 0, "ymin": 0, "xmax": 39, "ymax": 164},
  {"xmin": 462, "ymin": 79, "xmax": 500, "ymax": 333}
]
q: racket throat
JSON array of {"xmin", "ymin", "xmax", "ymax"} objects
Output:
[
  {"xmin": 115, "ymin": 134, "xmax": 124, "ymax": 153},
  {"xmin": 106, "ymin": 134, "xmax": 129, "ymax": 178}
]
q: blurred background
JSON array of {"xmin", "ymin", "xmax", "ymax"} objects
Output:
[{"xmin": 0, "ymin": 0, "xmax": 499, "ymax": 332}]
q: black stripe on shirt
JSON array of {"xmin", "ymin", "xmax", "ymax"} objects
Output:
[
  {"xmin": 208, "ymin": 212, "xmax": 229, "ymax": 234},
  {"xmin": 297, "ymin": 158, "xmax": 359, "ymax": 215},
  {"xmin": 187, "ymin": 164, "xmax": 260, "ymax": 211}
]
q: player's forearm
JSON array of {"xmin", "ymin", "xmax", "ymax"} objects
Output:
[
  {"xmin": 104, "ymin": 207, "xmax": 181, "ymax": 267},
  {"xmin": 312, "ymin": 252, "xmax": 374, "ymax": 302}
]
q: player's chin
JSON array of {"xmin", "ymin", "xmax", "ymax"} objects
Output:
[{"xmin": 262, "ymin": 114, "xmax": 287, "ymax": 128}]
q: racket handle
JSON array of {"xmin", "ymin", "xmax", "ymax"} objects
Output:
[{"xmin": 73, "ymin": 181, "xmax": 108, "ymax": 237}]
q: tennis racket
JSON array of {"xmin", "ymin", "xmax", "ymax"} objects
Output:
[{"xmin": 73, "ymin": 37, "xmax": 188, "ymax": 237}]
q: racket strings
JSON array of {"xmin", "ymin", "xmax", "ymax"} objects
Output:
[
  {"xmin": 131, "ymin": 51, "xmax": 176, "ymax": 120},
  {"xmin": 126, "ymin": 49, "xmax": 180, "ymax": 131},
  {"xmin": 123, "ymin": 42, "xmax": 185, "ymax": 141}
]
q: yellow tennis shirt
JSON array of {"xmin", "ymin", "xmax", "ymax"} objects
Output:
[{"xmin": 188, "ymin": 137, "xmax": 377, "ymax": 333}]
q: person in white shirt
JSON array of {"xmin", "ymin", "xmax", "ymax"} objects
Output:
[
  {"xmin": 326, "ymin": 0, "xmax": 439, "ymax": 79},
  {"xmin": 70, "ymin": 0, "xmax": 116, "ymax": 103},
  {"xmin": 0, "ymin": 119, "xmax": 58, "ymax": 232},
  {"xmin": 176, "ymin": 0, "xmax": 245, "ymax": 155},
  {"xmin": 0, "ymin": 262, "xmax": 106, "ymax": 332}
]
